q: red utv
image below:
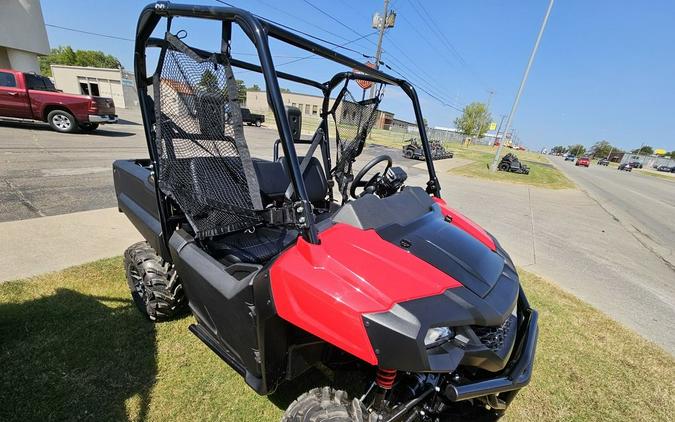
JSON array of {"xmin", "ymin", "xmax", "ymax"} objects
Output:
[{"xmin": 113, "ymin": 3, "xmax": 538, "ymax": 420}]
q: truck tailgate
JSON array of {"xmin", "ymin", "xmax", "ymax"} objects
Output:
[{"xmin": 94, "ymin": 97, "xmax": 116, "ymax": 115}]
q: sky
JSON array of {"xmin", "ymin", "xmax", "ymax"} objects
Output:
[{"xmin": 40, "ymin": 0, "xmax": 675, "ymax": 152}]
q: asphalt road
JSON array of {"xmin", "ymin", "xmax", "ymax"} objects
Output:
[{"xmin": 550, "ymin": 157, "xmax": 675, "ymax": 269}]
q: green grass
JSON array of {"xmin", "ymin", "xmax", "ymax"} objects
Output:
[
  {"xmin": 1, "ymin": 259, "xmax": 673, "ymax": 421},
  {"xmin": 449, "ymin": 146, "xmax": 576, "ymax": 189},
  {"xmin": 634, "ymin": 168, "xmax": 675, "ymax": 182}
]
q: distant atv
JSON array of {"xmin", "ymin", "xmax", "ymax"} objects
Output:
[
  {"xmin": 402, "ymin": 138, "xmax": 453, "ymax": 160},
  {"xmin": 498, "ymin": 153, "xmax": 530, "ymax": 174}
]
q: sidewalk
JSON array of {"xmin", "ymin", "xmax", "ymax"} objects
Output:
[{"xmin": 0, "ymin": 208, "xmax": 141, "ymax": 282}]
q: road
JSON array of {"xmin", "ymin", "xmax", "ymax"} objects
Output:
[
  {"xmin": 1, "ymin": 113, "xmax": 674, "ymax": 353},
  {"xmin": 551, "ymin": 157, "xmax": 675, "ymax": 269}
]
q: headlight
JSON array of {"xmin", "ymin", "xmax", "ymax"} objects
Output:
[{"xmin": 424, "ymin": 327, "xmax": 454, "ymax": 348}]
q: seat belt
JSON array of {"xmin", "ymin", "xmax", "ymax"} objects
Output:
[{"xmin": 284, "ymin": 128, "xmax": 325, "ymax": 200}]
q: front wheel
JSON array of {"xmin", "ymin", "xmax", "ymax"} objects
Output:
[
  {"xmin": 283, "ymin": 387, "xmax": 366, "ymax": 422},
  {"xmin": 498, "ymin": 163, "xmax": 510, "ymax": 171},
  {"xmin": 47, "ymin": 110, "xmax": 77, "ymax": 133}
]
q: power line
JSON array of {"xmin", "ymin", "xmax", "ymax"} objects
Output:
[
  {"xmin": 409, "ymin": 0, "xmax": 486, "ymax": 88},
  {"xmin": 215, "ymin": 0, "xmax": 376, "ymax": 59},
  {"xmin": 45, "ymin": 24, "xmax": 134, "ymax": 42}
]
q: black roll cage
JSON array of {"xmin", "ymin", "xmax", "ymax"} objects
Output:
[{"xmin": 135, "ymin": 1, "xmax": 441, "ymax": 248}]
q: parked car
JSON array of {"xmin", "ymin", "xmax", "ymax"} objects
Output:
[
  {"xmin": 618, "ymin": 163, "xmax": 633, "ymax": 172},
  {"xmin": 628, "ymin": 161, "xmax": 643, "ymax": 169},
  {"xmin": 564, "ymin": 155, "xmax": 576, "ymax": 161},
  {"xmin": 0, "ymin": 69, "xmax": 117, "ymax": 132},
  {"xmin": 597, "ymin": 158, "xmax": 610, "ymax": 166},
  {"xmin": 657, "ymin": 165, "xmax": 675, "ymax": 173},
  {"xmin": 576, "ymin": 156, "xmax": 590, "ymax": 167},
  {"xmin": 241, "ymin": 107, "xmax": 265, "ymax": 126}
]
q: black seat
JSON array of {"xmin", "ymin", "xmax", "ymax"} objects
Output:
[
  {"xmin": 208, "ymin": 226, "xmax": 299, "ymax": 264},
  {"xmin": 253, "ymin": 156, "xmax": 328, "ymax": 205}
]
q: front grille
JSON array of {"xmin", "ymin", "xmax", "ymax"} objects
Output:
[{"xmin": 473, "ymin": 317, "xmax": 513, "ymax": 353}]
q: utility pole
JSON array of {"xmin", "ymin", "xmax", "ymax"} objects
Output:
[
  {"xmin": 490, "ymin": 0, "xmax": 554, "ymax": 172},
  {"xmin": 370, "ymin": 0, "xmax": 395, "ymax": 98},
  {"xmin": 606, "ymin": 146, "xmax": 613, "ymax": 161}
]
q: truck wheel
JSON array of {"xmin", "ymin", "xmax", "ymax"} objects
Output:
[
  {"xmin": 47, "ymin": 110, "xmax": 77, "ymax": 133},
  {"xmin": 498, "ymin": 163, "xmax": 510, "ymax": 171},
  {"xmin": 282, "ymin": 387, "xmax": 365, "ymax": 422},
  {"xmin": 404, "ymin": 149, "xmax": 414, "ymax": 159},
  {"xmin": 124, "ymin": 241, "xmax": 186, "ymax": 321},
  {"xmin": 79, "ymin": 123, "xmax": 99, "ymax": 132},
  {"xmin": 254, "ymin": 119, "xmax": 262, "ymax": 127}
]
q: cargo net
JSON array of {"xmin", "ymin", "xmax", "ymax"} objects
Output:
[
  {"xmin": 332, "ymin": 88, "xmax": 381, "ymax": 201},
  {"xmin": 154, "ymin": 33, "xmax": 263, "ymax": 238}
]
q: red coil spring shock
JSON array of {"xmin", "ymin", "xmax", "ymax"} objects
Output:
[{"xmin": 375, "ymin": 368, "xmax": 397, "ymax": 389}]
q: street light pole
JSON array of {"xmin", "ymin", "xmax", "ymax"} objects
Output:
[{"xmin": 490, "ymin": 0, "xmax": 555, "ymax": 172}]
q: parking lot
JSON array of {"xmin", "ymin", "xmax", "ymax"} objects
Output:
[{"xmin": 1, "ymin": 113, "xmax": 674, "ymax": 354}]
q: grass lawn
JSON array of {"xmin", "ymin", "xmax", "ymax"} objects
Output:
[
  {"xmin": 1, "ymin": 258, "xmax": 673, "ymax": 421},
  {"xmin": 448, "ymin": 146, "xmax": 575, "ymax": 189},
  {"xmin": 634, "ymin": 169, "xmax": 675, "ymax": 182}
]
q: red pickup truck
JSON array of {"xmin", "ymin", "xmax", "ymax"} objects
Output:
[{"xmin": 0, "ymin": 69, "xmax": 117, "ymax": 133}]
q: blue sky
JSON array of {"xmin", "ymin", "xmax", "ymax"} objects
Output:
[{"xmin": 41, "ymin": 0, "xmax": 675, "ymax": 152}]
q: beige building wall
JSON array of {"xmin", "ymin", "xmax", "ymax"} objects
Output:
[
  {"xmin": 0, "ymin": 0, "xmax": 50, "ymax": 73},
  {"xmin": 245, "ymin": 91, "xmax": 334, "ymax": 119},
  {"xmin": 51, "ymin": 65, "xmax": 128, "ymax": 108}
]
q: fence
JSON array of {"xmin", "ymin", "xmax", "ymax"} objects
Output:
[{"xmin": 621, "ymin": 153, "xmax": 675, "ymax": 169}]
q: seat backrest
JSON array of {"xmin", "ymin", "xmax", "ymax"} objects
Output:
[
  {"xmin": 253, "ymin": 157, "xmax": 328, "ymax": 205},
  {"xmin": 154, "ymin": 33, "xmax": 263, "ymax": 238}
]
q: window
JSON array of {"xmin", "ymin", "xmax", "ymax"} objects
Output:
[
  {"xmin": 291, "ymin": 102, "xmax": 297, "ymax": 107},
  {"xmin": 305, "ymin": 104, "xmax": 310, "ymax": 114},
  {"xmin": 312, "ymin": 105, "xmax": 318, "ymax": 115},
  {"xmin": 89, "ymin": 83, "xmax": 100, "ymax": 96},
  {"xmin": 24, "ymin": 74, "xmax": 57, "ymax": 91},
  {"xmin": 80, "ymin": 83, "xmax": 90, "ymax": 95},
  {"xmin": 0, "ymin": 72, "xmax": 16, "ymax": 87}
]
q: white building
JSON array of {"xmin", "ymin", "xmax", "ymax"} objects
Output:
[
  {"xmin": 0, "ymin": 0, "xmax": 50, "ymax": 73},
  {"xmin": 51, "ymin": 65, "xmax": 138, "ymax": 109}
]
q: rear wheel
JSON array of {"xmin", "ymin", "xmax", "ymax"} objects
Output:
[
  {"xmin": 404, "ymin": 149, "xmax": 414, "ymax": 159},
  {"xmin": 124, "ymin": 241, "xmax": 186, "ymax": 321},
  {"xmin": 254, "ymin": 119, "xmax": 262, "ymax": 127},
  {"xmin": 47, "ymin": 110, "xmax": 77, "ymax": 133},
  {"xmin": 498, "ymin": 162, "xmax": 510, "ymax": 171},
  {"xmin": 283, "ymin": 387, "xmax": 366, "ymax": 422}
]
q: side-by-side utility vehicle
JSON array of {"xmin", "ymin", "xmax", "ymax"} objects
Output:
[{"xmin": 113, "ymin": 3, "xmax": 538, "ymax": 421}]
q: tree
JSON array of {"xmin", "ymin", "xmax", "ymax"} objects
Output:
[
  {"xmin": 39, "ymin": 46, "xmax": 121, "ymax": 76},
  {"xmin": 568, "ymin": 144, "xmax": 586, "ymax": 156},
  {"xmin": 589, "ymin": 140, "xmax": 618, "ymax": 158},
  {"xmin": 551, "ymin": 145, "xmax": 567, "ymax": 154},
  {"xmin": 280, "ymin": 87, "xmax": 291, "ymax": 93},
  {"xmin": 247, "ymin": 84, "xmax": 261, "ymax": 91},
  {"xmin": 198, "ymin": 69, "xmax": 219, "ymax": 92},
  {"xmin": 235, "ymin": 79, "xmax": 247, "ymax": 103},
  {"xmin": 454, "ymin": 102, "xmax": 492, "ymax": 138},
  {"xmin": 631, "ymin": 145, "xmax": 654, "ymax": 155}
]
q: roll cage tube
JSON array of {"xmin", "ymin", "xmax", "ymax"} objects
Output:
[{"xmin": 134, "ymin": 2, "xmax": 442, "ymax": 251}]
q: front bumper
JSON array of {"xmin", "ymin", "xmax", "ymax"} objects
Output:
[
  {"xmin": 445, "ymin": 307, "xmax": 539, "ymax": 401},
  {"xmin": 88, "ymin": 114, "xmax": 118, "ymax": 124}
]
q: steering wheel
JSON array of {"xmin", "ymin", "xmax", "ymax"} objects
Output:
[{"xmin": 350, "ymin": 154, "xmax": 393, "ymax": 198}]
